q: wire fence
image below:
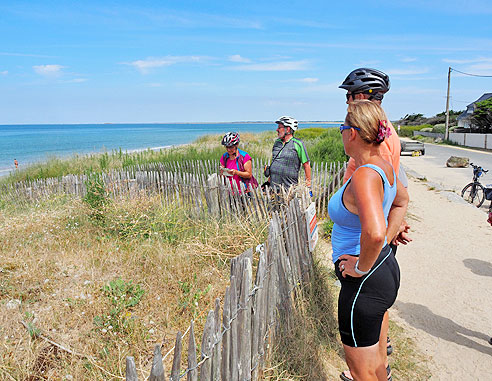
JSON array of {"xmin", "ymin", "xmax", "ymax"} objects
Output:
[{"xmin": 126, "ymin": 193, "xmax": 316, "ymax": 381}]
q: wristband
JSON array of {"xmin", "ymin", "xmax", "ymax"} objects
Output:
[{"xmin": 354, "ymin": 259, "xmax": 370, "ymax": 275}]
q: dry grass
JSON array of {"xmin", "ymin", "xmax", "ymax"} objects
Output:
[
  {"xmin": 264, "ymin": 259, "xmax": 345, "ymax": 381},
  {"xmin": 0, "ymin": 194, "xmax": 268, "ymax": 380},
  {"xmin": 264, "ymin": 229, "xmax": 432, "ymax": 381}
]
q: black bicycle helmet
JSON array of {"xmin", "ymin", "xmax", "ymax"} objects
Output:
[{"xmin": 339, "ymin": 68, "xmax": 390, "ymax": 95}]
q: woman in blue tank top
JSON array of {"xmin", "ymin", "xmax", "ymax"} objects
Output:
[{"xmin": 328, "ymin": 100, "xmax": 409, "ymax": 381}]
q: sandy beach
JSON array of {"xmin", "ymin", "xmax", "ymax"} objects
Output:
[{"xmin": 391, "ymin": 152, "xmax": 492, "ymax": 380}]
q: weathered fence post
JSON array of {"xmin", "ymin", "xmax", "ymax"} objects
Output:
[
  {"xmin": 200, "ymin": 310, "xmax": 215, "ymax": 381},
  {"xmin": 148, "ymin": 345, "xmax": 165, "ymax": 381},
  {"xmin": 125, "ymin": 356, "xmax": 138, "ymax": 381},
  {"xmin": 187, "ymin": 321, "xmax": 198, "ymax": 381},
  {"xmin": 170, "ymin": 331, "xmax": 182, "ymax": 381}
]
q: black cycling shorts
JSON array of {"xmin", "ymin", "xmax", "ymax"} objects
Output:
[{"xmin": 334, "ymin": 245, "xmax": 400, "ymax": 347}]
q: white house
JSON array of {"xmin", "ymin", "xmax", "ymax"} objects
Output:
[{"xmin": 457, "ymin": 93, "xmax": 492, "ymax": 129}]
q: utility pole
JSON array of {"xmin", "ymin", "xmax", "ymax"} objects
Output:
[{"xmin": 445, "ymin": 67, "xmax": 451, "ymax": 140}]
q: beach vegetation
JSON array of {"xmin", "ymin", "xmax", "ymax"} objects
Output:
[
  {"xmin": 396, "ymin": 110, "xmax": 463, "ymax": 127},
  {"xmin": 1, "ymin": 128, "xmax": 347, "ymax": 184},
  {"xmin": 397, "ymin": 124, "xmax": 432, "ymax": 137},
  {"xmin": 83, "ymin": 173, "xmax": 110, "ymax": 222},
  {"xmin": 0, "ymin": 193, "xmax": 269, "ymax": 379}
]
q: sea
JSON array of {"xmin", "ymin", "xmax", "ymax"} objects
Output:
[{"xmin": 0, "ymin": 122, "xmax": 339, "ymax": 177}]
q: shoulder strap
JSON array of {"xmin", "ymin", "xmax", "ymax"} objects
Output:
[
  {"xmin": 271, "ymin": 140, "xmax": 287, "ymax": 165},
  {"xmin": 222, "ymin": 152, "xmax": 229, "ymax": 167}
]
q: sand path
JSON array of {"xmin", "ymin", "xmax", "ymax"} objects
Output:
[{"xmin": 391, "ymin": 152, "xmax": 492, "ymax": 380}]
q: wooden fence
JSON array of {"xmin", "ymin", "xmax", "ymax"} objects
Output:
[
  {"xmin": 0, "ymin": 160, "xmax": 346, "ymax": 218},
  {"xmin": 126, "ymin": 194, "xmax": 314, "ymax": 380}
]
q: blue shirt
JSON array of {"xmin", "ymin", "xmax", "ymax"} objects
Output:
[{"xmin": 328, "ymin": 164, "xmax": 396, "ymax": 263}]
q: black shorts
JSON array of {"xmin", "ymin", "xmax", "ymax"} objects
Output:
[{"xmin": 335, "ymin": 245, "xmax": 400, "ymax": 347}]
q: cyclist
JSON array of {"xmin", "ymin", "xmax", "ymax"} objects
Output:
[
  {"xmin": 267, "ymin": 116, "xmax": 312, "ymax": 192},
  {"xmin": 339, "ymin": 68, "xmax": 411, "ymax": 381},
  {"xmin": 331, "ymin": 100, "xmax": 409, "ymax": 381},
  {"xmin": 219, "ymin": 132, "xmax": 258, "ymax": 193}
]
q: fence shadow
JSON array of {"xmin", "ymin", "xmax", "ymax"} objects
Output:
[
  {"xmin": 462, "ymin": 258, "xmax": 492, "ymax": 277},
  {"xmin": 394, "ymin": 301, "xmax": 492, "ymax": 356}
]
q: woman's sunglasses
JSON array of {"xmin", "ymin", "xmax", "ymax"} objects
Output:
[{"xmin": 339, "ymin": 125, "xmax": 360, "ymax": 134}]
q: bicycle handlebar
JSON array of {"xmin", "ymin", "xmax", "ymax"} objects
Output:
[{"xmin": 470, "ymin": 163, "xmax": 488, "ymax": 173}]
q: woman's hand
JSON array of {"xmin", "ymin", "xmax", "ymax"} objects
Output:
[{"xmin": 338, "ymin": 255, "xmax": 363, "ymax": 278}]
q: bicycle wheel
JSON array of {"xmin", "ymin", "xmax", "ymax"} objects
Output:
[{"xmin": 461, "ymin": 183, "xmax": 485, "ymax": 207}]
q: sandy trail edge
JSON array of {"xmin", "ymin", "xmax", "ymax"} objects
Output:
[{"xmin": 391, "ymin": 176, "xmax": 492, "ymax": 380}]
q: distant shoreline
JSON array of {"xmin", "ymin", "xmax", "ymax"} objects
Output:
[
  {"xmin": 0, "ymin": 121, "xmax": 343, "ymax": 127},
  {"xmin": 0, "ymin": 143, "xmax": 189, "ymax": 178}
]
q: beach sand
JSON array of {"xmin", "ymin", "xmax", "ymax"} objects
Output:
[{"xmin": 390, "ymin": 157, "xmax": 492, "ymax": 379}]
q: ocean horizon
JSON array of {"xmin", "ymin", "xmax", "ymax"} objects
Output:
[{"xmin": 0, "ymin": 122, "xmax": 340, "ymax": 177}]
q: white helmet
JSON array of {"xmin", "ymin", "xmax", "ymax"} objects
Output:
[{"xmin": 275, "ymin": 116, "xmax": 298, "ymax": 132}]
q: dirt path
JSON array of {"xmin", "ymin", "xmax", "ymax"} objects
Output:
[{"xmin": 390, "ymin": 154, "xmax": 492, "ymax": 380}]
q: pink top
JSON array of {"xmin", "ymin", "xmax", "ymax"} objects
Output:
[{"xmin": 220, "ymin": 151, "xmax": 252, "ymax": 192}]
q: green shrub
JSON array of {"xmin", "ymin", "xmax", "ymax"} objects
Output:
[
  {"xmin": 83, "ymin": 173, "xmax": 110, "ymax": 221},
  {"xmin": 295, "ymin": 127, "xmax": 328, "ymax": 140},
  {"xmin": 321, "ymin": 219, "xmax": 334, "ymax": 239},
  {"xmin": 432, "ymin": 124, "xmax": 446, "ymax": 134},
  {"xmin": 94, "ymin": 278, "xmax": 145, "ymax": 335},
  {"xmin": 397, "ymin": 124, "xmax": 432, "ymax": 137}
]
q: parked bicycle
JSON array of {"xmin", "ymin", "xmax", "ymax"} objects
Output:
[{"xmin": 461, "ymin": 163, "xmax": 490, "ymax": 207}]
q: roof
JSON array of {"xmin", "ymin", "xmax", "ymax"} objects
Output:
[
  {"xmin": 467, "ymin": 93, "xmax": 492, "ymax": 108},
  {"xmin": 458, "ymin": 93, "xmax": 492, "ymax": 120}
]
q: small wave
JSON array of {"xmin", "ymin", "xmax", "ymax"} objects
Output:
[
  {"xmin": 125, "ymin": 144, "xmax": 188, "ymax": 153},
  {"xmin": 0, "ymin": 168, "xmax": 13, "ymax": 177}
]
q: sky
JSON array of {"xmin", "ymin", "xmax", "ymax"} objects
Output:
[{"xmin": 1, "ymin": 0, "xmax": 491, "ymax": 124}]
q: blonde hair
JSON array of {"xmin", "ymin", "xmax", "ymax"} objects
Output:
[{"xmin": 345, "ymin": 100, "xmax": 388, "ymax": 144}]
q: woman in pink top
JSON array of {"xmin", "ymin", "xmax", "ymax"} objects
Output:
[{"xmin": 219, "ymin": 132, "xmax": 258, "ymax": 193}]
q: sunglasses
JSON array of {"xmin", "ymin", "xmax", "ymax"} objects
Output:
[{"xmin": 339, "ymin": 125, "xmax": 360, "ymax": 134}]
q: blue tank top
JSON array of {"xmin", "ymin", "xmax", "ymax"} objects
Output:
[{"xmin": 328, "ymin": 164, "xmax": 397, "ymax": 263}]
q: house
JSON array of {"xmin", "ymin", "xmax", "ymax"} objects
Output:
[{"xmin": 457, "ymin": 93, "xmax": 492, "ymax": 129}]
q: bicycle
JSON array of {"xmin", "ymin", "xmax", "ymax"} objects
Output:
[{"xmin": 461, "ymin": 163, "xmax": 489, "ymax": 207}]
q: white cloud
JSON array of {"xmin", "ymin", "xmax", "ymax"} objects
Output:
[
  {"xmin": 64, "ymin": 78, "xmax": 87, "ymax": 83},
  {"xmin": 443, "ymin": 57, "xmax": 492, "ymax": 64},
  {"xmin": 231, "ymin": 60, "xmax": 309, "ymax": 71},
  {"xmin": 228, "ymin": 54, "xmax": 251, "ymax": 63},
  {"xmin": 300, "ymin": 77, "xmax": 319, "ymax": 83},
  {"xmin": 33, "ymin": 64, "xmax": 65, "ymax": 77},
  {"xmin": 0, "ymin": 70, "xmax": 7, "ymax": 75},
  {"xmin": 465, "ymin": 63, "xmax": 492, "ymax": 75},
  {"xmin": 385, "ymin": 68, "xmax": 429, "ymax": 75},
  {"xmin": 124, "ymin": 56, "xmax": 208, "ymax": 74},
  {"xmin": 357, "ymin": 60, "xmax": 381, "ymax": 67}
]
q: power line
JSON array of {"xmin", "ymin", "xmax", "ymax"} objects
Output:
[{"xmin": 451, "ymin": 67, "xmax": 492, "ymax": 78}]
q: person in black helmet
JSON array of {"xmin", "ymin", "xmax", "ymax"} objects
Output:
[{"xmin": 338, "ymin": 68, "xmax": 411, "ymax": 381}]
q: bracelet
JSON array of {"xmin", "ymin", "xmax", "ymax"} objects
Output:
[{"xmin": 354, "ymin": 259, "xmax": 370, "ymax": 275}]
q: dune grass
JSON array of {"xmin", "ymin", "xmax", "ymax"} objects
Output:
[
  {"xmin": 2, "ymin": 128, "xmax": 347, "ymax": 184},
  {"xmin": 0, "ymin": 193, "xmax": 269, "ymax": 379}
]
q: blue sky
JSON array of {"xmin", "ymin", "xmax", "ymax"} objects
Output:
[{"xmin": 1, "ymin": 0, "xmax": 491, "ymax": 124}]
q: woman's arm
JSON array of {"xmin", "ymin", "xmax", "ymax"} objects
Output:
[
  {"xmin": 303, "ymin": 161, "xmax": 312, "ymax": 187},
  {"xmin": 339, "ymin": 167, "xmax": 386, "ymax": 277},
  {"xmin": 387, "ymin": 179, "xmax": 409, "ymax": 243},
  {"xmin": 234, "ymin": 159, "xmax": 252, "ymax": 179}
]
